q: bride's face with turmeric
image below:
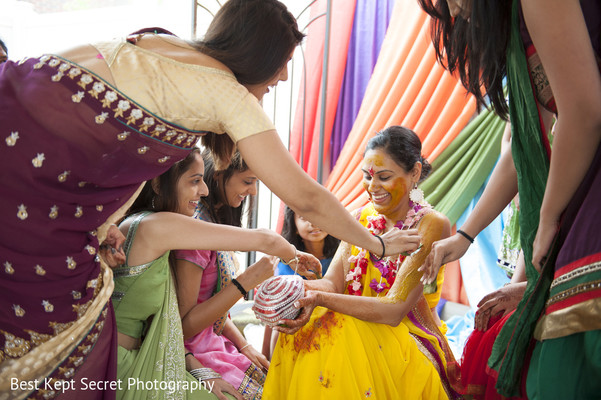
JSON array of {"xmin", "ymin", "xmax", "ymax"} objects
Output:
[{"xmin": 361, "ymin": 149, "xmax": 415, "ymax": 222}]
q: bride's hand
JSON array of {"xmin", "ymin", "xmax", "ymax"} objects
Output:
[
  {"xmin": 380, "ymin": 228, "xmax": 421, "ymax": 257},
  {"xmin": 274, "ymin": 290, "xmax": 320, "ymax": 335}
]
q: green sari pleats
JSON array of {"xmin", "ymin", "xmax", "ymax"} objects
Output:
[{"xmin": 487, "ymin": 0, "xmax": 555, "ymax": 396}]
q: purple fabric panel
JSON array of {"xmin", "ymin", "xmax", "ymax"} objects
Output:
[
  {"xmin": 406, "ymin": 311, "xmax": 453, "ymax": 390},
  {"xmin": 0, "ymin": 55, "xmax": 197, "ymax": 395},
  {"xmin": 329, "ymin": 0, "xmax": 395, "ymax": 167}
]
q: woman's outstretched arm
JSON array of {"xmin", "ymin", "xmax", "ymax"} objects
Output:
[
  {"xmin": 123, "ymin": 212, "xmax": 297, "ymax": 267},
  {"xmin": 237, "ymin": 130, "xmax": 422, "ymax": 257},
  {"xmin": 277, "ymin": 212, "xmax": 450, "ymax": 332},
  {"xmin": 420, "ymin": 146, "xmax": 518, "ymax": 283}
]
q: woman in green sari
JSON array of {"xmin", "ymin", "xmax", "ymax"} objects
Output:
[{"xmin": 112, "ymin": 149, "xmax": 320, "ymax": 400}]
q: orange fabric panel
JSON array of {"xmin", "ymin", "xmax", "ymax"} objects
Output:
[
  {"xmin": 325, "ymin": 0, "xmax": 477, "ymax": 208},
  {"xmin": 327, "ymin": 5, "xmax": 429, "ymax": 195}
]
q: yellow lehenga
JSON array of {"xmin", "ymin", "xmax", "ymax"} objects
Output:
[{"xmin": 263, "ymin": 204, "xmax": 460, "ymax": 400}]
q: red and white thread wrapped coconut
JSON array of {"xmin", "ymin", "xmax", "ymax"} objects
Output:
[{"xmin": 252, "ymin": 275, "xmax": 304, "ymax": 327}]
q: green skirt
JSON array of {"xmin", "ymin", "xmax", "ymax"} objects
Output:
[{"xmin": 526, "ymin": 330, "xmax": 601, "ymax": 400}]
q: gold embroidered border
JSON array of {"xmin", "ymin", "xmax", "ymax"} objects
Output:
[
  {"xmin": 0, "ymin": 183, "xmax": 143, "ymax": 400},
  {"xmin": 549, "ymin": 261, "xmax": 601, "ymax": 290},
  {"xmin": 546, "ymin": 279, "xmax": 601, "ymax": 308},
  {"xmin": 409, "ymin": 333, "xmax": 455, "ymax": 400},
  {"xmin": 112, "ymin": 263, "xmax": 151, "ymax": 278},
  {"xmin": 0, "ymin": 264, "xmax": 114, "ymax": 400},
  {"xmin": 238, "ymin": 364, "xmax": 265, "ymax": 400},
  {"xmin": 534, "ymin": 297, "xmax": 601, "ymax": 340},
  {"xmin": 36, "ymin": 55, "xmax": 203, "ymax": 151}
]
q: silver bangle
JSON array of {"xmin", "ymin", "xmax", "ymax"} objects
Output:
[
  {"xmin": 189, "ymin": 367, "xmax": 222, "ymax": 381},
  {"xmin": 281, "ymin": 249, "xmax": 299, "ymax": 266}
]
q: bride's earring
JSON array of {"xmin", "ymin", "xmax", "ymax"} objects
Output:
[{"xmin": 409, "ymin": 183, "xmax": 425, "ymax": 205}]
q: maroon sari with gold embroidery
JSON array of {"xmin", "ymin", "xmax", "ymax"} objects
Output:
[{"xmin": 0, "ymin": 55, "xmax": 206, "ymax": 399}]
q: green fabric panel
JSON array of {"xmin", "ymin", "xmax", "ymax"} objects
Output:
[
  {"xmin": 421, "ymin": 109, "xmax": 505, "ymax": 225},
  {"xmin": 526, "ymin": 331, "xmax": 601, "ymax": 398},
  {"xmin": 549, "ymin": 269, "xmax": 601, "ymax": 295}
]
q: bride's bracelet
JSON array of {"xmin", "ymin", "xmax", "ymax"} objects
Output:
[{"xmin": 189, "ymin": 367, "xmax": 222, "ymax": 381}]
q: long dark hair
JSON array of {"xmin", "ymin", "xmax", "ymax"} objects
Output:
[
  {"xmin": 200, "ymin": 148, "xmax": 254, "ymax": 227},
  {"xmin": 418, "ymin": 0, "xmax": 512, "ymax": 119},
  {"xmin": 365, "ymin": 126, "xmax": 432, "ymax": 182},
  {"xmin": 194, "ymin": 0, "xmax": 305, "ymax": 85},
  {"xmin": 124, "ymin": 148, "xmax": 202, "ymax": 275},
  {"xmin": 194, "ymin": 0, "xmax": 304, "ymax": 171},
  {"xmin": 126, "ymin": 148, "xmax": 202, "ymax": 216},
  {"xmin": 280, "ymin": 206, "xmax": 340, "ymax": 259}
]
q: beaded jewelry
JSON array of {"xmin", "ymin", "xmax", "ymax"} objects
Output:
[
  {"xmin": 231, "ymin": 278, "xmax": 248, "ymax": 297},
  {"xmin": 280, "ymin": 249, "xmax": 299, "ymax": 267}
]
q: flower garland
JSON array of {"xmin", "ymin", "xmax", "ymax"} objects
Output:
[{"xmin": 345, "ymin": 200, "xmax": 432, "ymax": 296}]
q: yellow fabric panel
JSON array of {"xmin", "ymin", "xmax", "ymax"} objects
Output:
[{"xmin": 263, "ymin": 307, "xmax": 448, "ymax": 400}]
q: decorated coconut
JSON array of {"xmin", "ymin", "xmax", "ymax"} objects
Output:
[{"xmin": 252, "ymin": 275, "xmax": 304, "ymax": 327}]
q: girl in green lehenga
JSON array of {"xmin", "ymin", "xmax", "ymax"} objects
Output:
[{"xmin": 112, "ymin": 149, "xmax": 320, "ymax": 400}]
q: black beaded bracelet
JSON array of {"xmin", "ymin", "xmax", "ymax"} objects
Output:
[
  {"xmin": 457, "ymin": 229, "xmax": 475, "ymax": 244},
  {"xmin": 231, "ymin": 278, "xmax": 248, "ymax": 297},
  {"xmin": 374, "ymin": 235, "xmax": 386, "ymax": 260},
  {"xmin": 185, "ymin": 352, "xmax": 194, "ymax": 358}
]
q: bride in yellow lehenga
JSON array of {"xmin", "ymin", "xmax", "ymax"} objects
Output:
[{"xmin": 263, "ymin": 126, "xmax": 462, "ymax": 400}]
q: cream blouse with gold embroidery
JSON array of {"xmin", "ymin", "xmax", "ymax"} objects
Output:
[{"xmin": 93, "ymin": 38, "xmax": 275, "ymax": 142}]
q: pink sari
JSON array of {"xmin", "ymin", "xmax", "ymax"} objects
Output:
[{"xmin": 175, "ymin": 247, "xmax": 264, "ymax": 399}]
